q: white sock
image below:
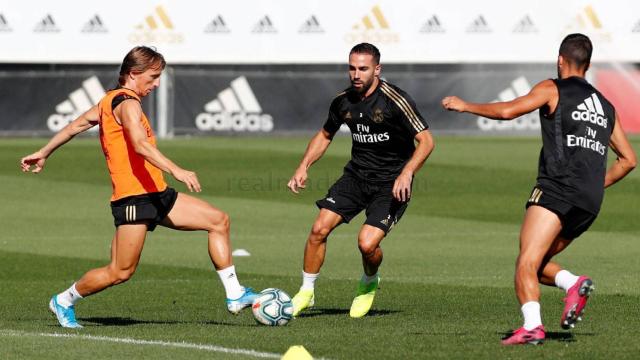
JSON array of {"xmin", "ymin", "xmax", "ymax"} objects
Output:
[
  {"xmin": 217, "ymin": 265, "xmax": 244, "ymax": 300},
  {"xmin": 521, "ymin": 301, "xmax": 542, "ymax": 330},
  {"xmin": 301, "ymin": 271, "xmax": 319, "ymax": 290},
  {"xmin": 555, "ymin": 270, "xmax": 580, "ymax": 293},
  {"xmin": 361, "ymin": 273, "xmax": 379, "ymax": 285},
  {"xmin": 56, "ymin": 283, "xmax": 83, "ymax": 308}
]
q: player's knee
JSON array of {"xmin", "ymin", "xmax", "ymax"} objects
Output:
[
  {"xmin": 310, "ymin": 223, "xmax": 331, "ymax": 242},
  {"xmin": 357, "ymin": 239, "xmax": 378, "ymax": 257},
  {"xmin": 209, "ymin": 211, "xmax": 230, "ymax": 234},
  {"xmin": 108, "ymin": 266, "xmax": 136, "ymax": 285},
  {"xmin": 515, "ymin": 255, "xmax": 540, "ymax": 273},
  {"xmin": 116, "ymin": 270, "xmax": 135, "ymax": 284}
]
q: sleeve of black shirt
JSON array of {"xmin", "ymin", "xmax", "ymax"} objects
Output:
[
  {"xmin": 322, "ymin": 96, "xmax": 344, "ymax": 135},
  {"xmin": 389, "ymin": 87, "xmax": 429, "ymax": 136}
]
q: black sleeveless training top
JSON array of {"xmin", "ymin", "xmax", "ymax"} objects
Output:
[{"xmin": 536, "ymin": 77, "xmax": 615, "ymax": 214}]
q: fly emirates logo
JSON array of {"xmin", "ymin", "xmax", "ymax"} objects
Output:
[
  {"xmin": 567, "ymin": 93, "xmax": 608, "ymax": 155},
  {"xmin": 352, "ymin": 123, "xmax": 389, "ymax": 143}
]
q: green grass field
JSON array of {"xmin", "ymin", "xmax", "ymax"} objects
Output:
[{"xmin": 1, "ymin": 135, "xmax": 638, "ymax": 359}]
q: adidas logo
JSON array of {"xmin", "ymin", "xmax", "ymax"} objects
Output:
[
  {"xmin": 567, "ymin": 96, "xmax": 608, "ymax": 154},
  {"xmin": 299, "ymin": 15, "xmax": 324, "ymax": 33},
  {"xmin": 82, "ymin": 14, "xmax": 107, "ymax": 33},
  {"xmin": 129, "ymin": 5, "xmax": 183, "ymax": 43},
  {"xmin": 572, "ymin": 93, "xmax": 608, "ymax": 128},
  {"xmin": 346, "ymin": 5, "xmax": 398, "ymax": 44},
  {"xmin": 632, "ymin": 19, "xmax": 640, "ymax": 32},
  {"xmin": 564, "ymin": 5, "xmax": 611, "ymax": 41},
  {"xmin": 466, "ymin": 15, "xmax": 491, "ymax": 33},
  {"xmin": 353, "ymin": 5, "xmax": 389, "ymax": 30},
  {"xmin": 252, "ymin": 15, "xmax": 276, "ymax": 33},
  {"xmin": 195, "ymin": 76, "xmax": 273, "ymax": 132},
  {"xmin": 566, "ymin": 5, "xmax": 602, "ymax": 31},
  {"xmin": 34, "ymin": 14, "xmax": 59, "ymax": 33},
  {"xmin": 513, "ymin": 15, "xmax": 538, "ymax": 33},
  {"xmin": 204, "ymin": 15, "xmax": 230, "ymax": 33},
  {"xmin": 419, "ymin": 15, "xmax": 445, "ymax": 33},
  {"xmin": 0, "ymin": 13, "xmax": 11, "ymax": 32},
  {"xmin": 477, "ymin": 76, "xmax": 540, "ymax": 131},
  {"xmin": 47, "ymin": 76, "xmax": 106, "ymax": 132},
  {"xmin": 380, "ymin": 215, "xmax": 396, "ymax": 229},
  {"xmin": 135, "ymin": 5, "xmax": 173, "ymax": 30}
]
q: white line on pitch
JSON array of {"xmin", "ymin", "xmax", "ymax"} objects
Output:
[{"xmin": 0, "ymin": 330, "xmax": 281, "ymax": 359}]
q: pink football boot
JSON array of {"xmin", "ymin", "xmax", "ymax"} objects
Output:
[
  {"xmin": 502, "ymin": 326, "xmax": 545, "ymax": 345},
  {"xmin": 561, "ymin": 276, "xmax": 594, "ymax": 330}
]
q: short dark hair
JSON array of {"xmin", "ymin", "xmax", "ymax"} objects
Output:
[
  {"xmin": 350, "ymin": 43, "xmax": 381, "ymax": 64},
  {"xmin": 559, "ymin": 33, "xmax": 592, "ymax": 70},
  {"xmin": 118, "ymin": 46, "xmax": 166, "ymax": 85}
]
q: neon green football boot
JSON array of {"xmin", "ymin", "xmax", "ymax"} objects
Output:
[
  {"xmin": 292, "ymin": 288, "xmax": 315, "ymax": 317},
  {"xmin": 349, "ymin": 275, "xmax": 380, "ymax": 318}
]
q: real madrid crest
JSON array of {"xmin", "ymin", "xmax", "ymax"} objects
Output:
[{"xmin": 373, "ymin": 108, "xmax": 384, "ymax": 123}]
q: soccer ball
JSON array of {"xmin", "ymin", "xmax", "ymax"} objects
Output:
[{"xmin": 251, "ymin": 288, "xmax": 294, "ymax": 326}]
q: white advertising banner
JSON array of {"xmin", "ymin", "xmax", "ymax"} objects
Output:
[{"xmin": 0, "ymin": 0, "xmax": 639, "ymax": 63}]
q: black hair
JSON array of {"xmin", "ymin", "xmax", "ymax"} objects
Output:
[
  {"xmin": 559, "ymin": 33, "xmax": 592, "ymax": 70},
  {"xmin": 349, "ymin": 43, "xmax": 381, "ymax": 64}
]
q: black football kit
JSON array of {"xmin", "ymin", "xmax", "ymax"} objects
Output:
[
  {"xmin": 316, "ymin": 80, "xmax": 429, "ymax": 234},
  {"xmin": 527, "ymin": 77, "xmax": 615, "ymax": 239}
]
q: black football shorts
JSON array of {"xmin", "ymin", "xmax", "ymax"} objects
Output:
[
  {"xmin": 110, "ymin": 187, "xmax": 178, "ymax": 231},
  {"xmin": 526, "ymin": 186, "xmax": 597, "ymax": 240},
  {"xmin": 316, "ymin": 172, "xmax": 409, "ymax": 235}
]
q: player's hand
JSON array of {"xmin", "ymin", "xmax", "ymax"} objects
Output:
[
  {"xmin": 442, "ymin": 96, "xmax": 467, "ymax": 112},
  {"xmin": 287, "ymin": 167, "xmax": 308, "ymax": 194},
  {"xmin": 172, "ymin": 168, "xmax": 201, "ymax": 192},
  {"xmin": 393, "ymin": 171, "xmax": 413, "ymax": 202},
  {"xmin": 20, "ymin": 151, "xmax": 47, "ymax": 173}
]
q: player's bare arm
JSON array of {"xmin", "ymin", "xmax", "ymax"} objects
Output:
[
  {"xmin": 20, "ymin": 105, "xmax": 99, "ymax": 173},
  {"xmin": 604, "ymin": 114, "xmax": 637, "ymax": 187},
  {"xmin": 392, "ymin": 130, "xmax": 435, "ymax": 202},
  {"xmin": 287, "ymin": 129, "xmax": 333, "ymax": 194},
  {"xmin": 442, "ymin": 79, "xmax": 558, "ymax": 120},
  {"xmin": 118, "ymin": 99, "xmax": 201, "ymax": 192}
]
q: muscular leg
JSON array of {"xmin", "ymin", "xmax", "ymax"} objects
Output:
[
  {"xmin": 161, "ymin": 192, "xmax": 259, "ymax": 308},
  {"xmin": 357, "ymin": 225, "xmax": 386, "ymax": 276},
  {"xmin": 347, "ymin": 225, "xmax": 386, "ymax": 318},
  {"xmin": 515, "ymin": 206, "xmax": 563, "ymax": 304},
  {"xmin": 75, "ymin": 223, "xmax": 148, "ymax": 297},
  {"xmin": 538, "ymin": 261, "xmax": 563, "ymax": 286},
  {"xmin": 291, "ymin": 209, "xmax": 342, "ymax": 315},
  {"xmin": 162, "ymin": 193, "xmax": 232, "ymax": 270},
  {"xmin": 538, "ymin": 236, "xmax": 574, "ymax": 286},
  {"xmin": 302, "ymin": 209, "xmax": 343, "ymax": 274}
]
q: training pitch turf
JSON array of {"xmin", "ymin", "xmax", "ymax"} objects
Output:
[{"xmin": 0, "ymin": 136, "xmax": 638, "ymax": 359}]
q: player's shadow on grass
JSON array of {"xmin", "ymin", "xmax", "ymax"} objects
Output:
[
  {"xmin": 200, "ymin": 320, "xmax": 260, "ymax": 327},
  {"xmin": 80, "ymin": 317, "xmax": 257, "ymax": 328},
  {"xmin": 297, "ymin": 307, "xmax": 399, "ymax": 318},
  {"xmin": 546, "ymin": 331, "xmax": 597, "ymax": 342},
  {"xmin": 499, "ymin": 330, "xmax": 594, "ymax": 343},
  {"xmin": 546, "ymin": 332, "xmax": 576, "ymax": 342},
  {"xmin": 81, "ymin": 317, "xmax": 185, "ymax": 326}
]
